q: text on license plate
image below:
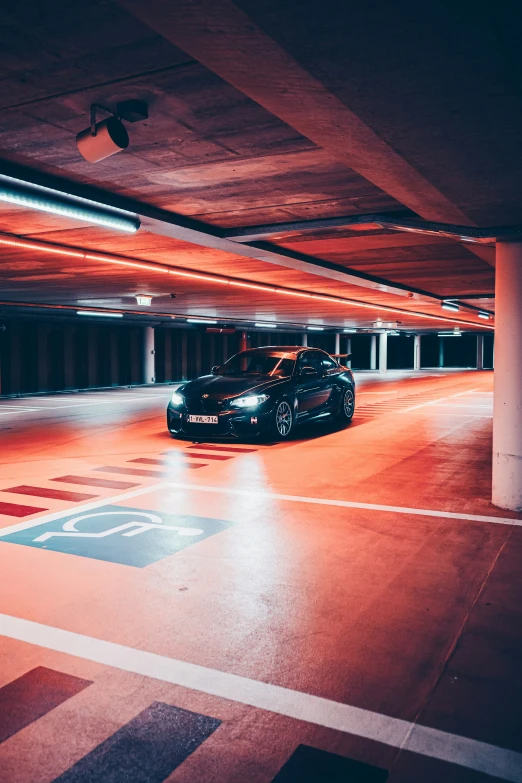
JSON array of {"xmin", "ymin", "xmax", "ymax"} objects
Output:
[{"xmin": 187, "ymin": 415, "xmax": 218, "ymax": 424}]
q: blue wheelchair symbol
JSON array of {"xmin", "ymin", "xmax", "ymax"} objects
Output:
[{"xmin": 0, "ymin": 505, "xmax": 233, "ymax": 567}]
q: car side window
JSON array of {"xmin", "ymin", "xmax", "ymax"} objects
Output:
[
  {"xmin": 318, "ymin": 352, "xmax": 337, "ymax": 371},
  {"xmin": 298, "ymin": 351, "xmax": 315, "ymax": 370}
]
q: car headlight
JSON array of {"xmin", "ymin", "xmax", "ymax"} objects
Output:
[
  {"xmin": 170, "ymin": 391, "xmax": 184, "ymax": 407},
  {"xmin": 230, "ymin": 394, "xmax": 269, "ymax": 408}
]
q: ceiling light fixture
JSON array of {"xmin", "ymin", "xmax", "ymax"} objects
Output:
[
  {"xmin": 0, "ymin": 233, "xmax": 494, "ymax": 331},
  {"xmin": 0, "ymin": 175, "xmax": 139, "ymax": 233},
  {"xmin": 77, "ymin": 310, "xmax": 123, "ymax": 318},
  {"xmin": 441, "ymin": 301, "xmax": 460, "ymax": 312},
  {"xmin": 254, "ymin": 322, "xmax": 277, "ymax": 328},
  {"xmin": 478, "ymin": 311, "xmax": 490, "ymax": 319},
  {"xmin": 308, "ymin": 326, "xmax": 324, "ymax": 331},
  {"xmin": 438, "ymin": 331, "xmax": 461, "ymax": 337},
  {"xmin": 186, "ymin": 318, "xmax": 218, "ymax": 324},
  {"xmin": 343, "ymin": 328, "xmax": 357, "ymax": 333},
  {"xmin": 135, "ymin": 295, "xmax": 152, "ymax": 306}
]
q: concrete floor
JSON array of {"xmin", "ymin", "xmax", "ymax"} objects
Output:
[{"xmin": 0, "ymin": 369, "xmax": 521, "ymax": 782}]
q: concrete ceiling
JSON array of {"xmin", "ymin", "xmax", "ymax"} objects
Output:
[{"xmin": 0, "ymin": 0, "xmax": 512, "ymax": 332}]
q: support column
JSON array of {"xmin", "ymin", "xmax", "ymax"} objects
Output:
[
  {"xmin": 476, "ymin": 334, "xmax": 484, "ymax": 370},
  {"xmin": 302, "ymin": 332, "xmax": 308, "ymax": 347},
  {"xmin": 334, "ymin": 332, "xmax": 340, "ymax": 356},
  {"xmin": 239, "ymin": 331, "xmax": 248, "ymax": 352},
  {"xmin": 346, "ymin": 338, "xmax": 352, "ymax": 368},
  {"xmin": 414, "ymin": 335, "xmax": 421, "ymax": 370},
  {"xmin": 438, "ymin": 337, "xmax": 444, "ymax": 368},
  {"xmin": 370, "ymin": 335, "xmax": 377, "ymax": 369},
  {"xmin": 379, "ymin": 332, "xmax": 387, "ymax": 374},
  {"xmin": 143, "ymin": 326, "xmax": 155, "ymax": 385},
  {"xmin": 493, "ymin": 241, "xmax": 522, "ymax": 511}
]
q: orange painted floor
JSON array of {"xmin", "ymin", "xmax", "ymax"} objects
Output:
[{"xmin": 0, "ymin": 370, "xmax": 521, "ymax": 782}]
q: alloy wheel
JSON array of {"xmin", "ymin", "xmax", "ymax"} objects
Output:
[
  {"xmin": 343, "ymin": 387, "xmax": 355, "ymax": 418},
  {"xmin": 276, "ymin": 401, "xmax": 292, "ymax": 436}
]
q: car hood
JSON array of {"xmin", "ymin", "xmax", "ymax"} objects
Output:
[{"xmin": 180, "ymin": 374, "xmax": 287, "ymax": 399}]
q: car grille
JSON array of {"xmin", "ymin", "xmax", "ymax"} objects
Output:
[{"xmin": 184, "ymin": 397, "xmax": 226, "ymax": 414}]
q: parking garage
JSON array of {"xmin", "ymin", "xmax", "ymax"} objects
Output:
[{"xmin": 0, "ymin": 2, "xmax": 521, "ymax": 782}]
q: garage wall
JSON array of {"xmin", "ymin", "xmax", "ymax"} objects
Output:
[
  {"xmin": 0, "ymin": 317, "xmax": 144, "ymax": 395},
  {"xmin": 0, "ymin": 316, "xmax": 494, "ymax": 396}
]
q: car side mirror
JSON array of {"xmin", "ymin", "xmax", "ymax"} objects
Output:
[
  {"xmin": 211, "ymin": 365, "xmax": 220, "ymax": 374},
  {"xmin": 299, "ymin": 365, "xmax": 320, "ymax": 380}
]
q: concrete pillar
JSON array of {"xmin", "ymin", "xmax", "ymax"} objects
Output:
[
  {"xmin": 346, "ymin": 338, "xmax": 352, "ymax": 368},
  {"xmin": 414, "ymin": 335, "xmax": 421, "ymax": 370},
  {"xmin": 476, "ymin": 334, "xmax": 484, "ymax": 370},
  {"xmin": 370, "ymin": 335, "xmax": 377, "ymax": 370},
  {"xmin": 302, "ymin": 332, "xmax": 308, "ymax": 347},
  {"xmin": 379, "ymin": 332, "xmax": 387, "ymax": 374},
  {"xmin": 164, "ymin": 330, "xmax": 172, "ymax": 381},
  {"xmin": 239, "ymin": 331, "xmax": 248, "ymax": 352},
  {"xmin": 334, "ymin": 332, "xmax": 340, "ymax": 356},
  {"xmin": 492, "ymin": 241, "xmax": 522, "ymax": 511},
  {"xmin": 37, "ymin": 325, "xmax": 50, "ymax": 392},
  {"xmin": 438, "ymin": 337, "xmax": 444, "ymax": 368},
  {"xmin": 143, "ymin": 326, "xmax": 155, "ymax": 384}
]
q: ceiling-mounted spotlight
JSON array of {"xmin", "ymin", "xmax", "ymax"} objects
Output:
[
  {"xmin": 135, "ymin": 295, "xmax": 152, "ymax": 306},
  {"xmin": 77, "ymin": 101, "xmax": 148, "ymax": 163}
]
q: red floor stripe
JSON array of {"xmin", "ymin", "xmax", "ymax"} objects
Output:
[
  {"xmin": 94, "ymin": 464, "xmax": 206, "ymax": 478},
  {"xmin": 2, "ymin": 485, "xmax": 97, "ymax": 502},
  {"xmin": 0, "ymin": 667, "xmax": 92, "ymax": 744},
  {"xmin": 185, "ymin": 444, "xmax": 258, "ymax": 453},
  {"xmin": 52, "ymin": 475, "xmax": 139, "ymax": 490},
  {"xmin": 0, "ymin": 500, "xmax": 47, "ymax": 517},
  {"xmin": 182, "ymin": 453, "xmax": 233, "ymax": 461}
]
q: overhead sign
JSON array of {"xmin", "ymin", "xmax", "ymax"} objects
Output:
[{"xmin": 1, "ymin": 504, "xmax": 233, "ymax": 567}]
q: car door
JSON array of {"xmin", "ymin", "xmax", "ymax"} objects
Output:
[
  {"xmin": 316, "ymin": 351, "xmax": 339, "ymax": 411},
  {"xmin": 295, "ymin": 351, "xmax": 329, "ymax": 417}
]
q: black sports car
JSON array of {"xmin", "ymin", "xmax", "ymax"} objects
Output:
[{"xmin": 167, "ymin": 346, "xmax": 355, "ymax": 440}]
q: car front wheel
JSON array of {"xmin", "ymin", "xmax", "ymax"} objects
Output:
[
  {"xmin": 338, "ymin": 386, "xmax": 355, "ymax": 423},
  {"xmin": 270, "ymin": 399, "xmax": 294, "ymax": 439}
]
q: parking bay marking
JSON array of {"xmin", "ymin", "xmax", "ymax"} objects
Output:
[
  {"xmin": 0, "ymin": 613, "xmax": 521, "ymax": 781},
  {"xmin": 165, "ymin": 483, "xmax": 522, "ymax": 528}
]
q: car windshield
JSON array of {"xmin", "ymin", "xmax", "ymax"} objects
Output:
[{"xmin": 218, "ymin": 354, "xmax": 295, "ymax": 377}]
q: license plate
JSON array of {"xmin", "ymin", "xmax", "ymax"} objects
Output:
[{"xmin": 187, "ymin": 415, "xmax": 218, "ymax": 424}]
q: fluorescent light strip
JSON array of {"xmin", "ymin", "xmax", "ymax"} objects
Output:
[
  {"xmin": 0, "ymin": 176, "xmax": 139, "ymax": 233},
  {"xmin": 438, "ymin": 332, "xmax": 461, "ymax": 336},
  {"xmin": 77, "ymin": 310, "xmax": 123, "ymax": 318},
  {"xmin": 186, "ymin": 318, "xmax": 218, "ymax": 324},
  {"xmin": 308, "ymin": 326, "xmax": 324, "ymax": 331},
  {"xmin": 343, "ymin": 328, "xmax": 357, "ymax": 333},
  {"xmin": 441, "ymin": 302, "xmax": 460, "ymax": 312},
  {"xmin": 478, "ymin": 312, "xmax": 490, "ymax": 319},
  {"xmin": 254, "ymin": 322, "xmax": 277, "ymax": 328},
  {"xmin": 0, "ymin": 233, "xmax": 494, "ymax": 330}
]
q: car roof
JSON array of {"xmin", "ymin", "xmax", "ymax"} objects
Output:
[{"xmin": 238, "ymin": 346, "xmax": 327, "ymax": 357}]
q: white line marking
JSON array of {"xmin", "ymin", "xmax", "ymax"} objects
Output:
[
  {"xmin": 400, "ymin": 388, "xmax": 479, "ymax": 412},
  {"xmin": 0, "ymin": 482, "xmax": 170, "ymax": 536},
  {"xmin": 164, "ymin": 483, "xmax": 522, "ymax": 527},
  {"xmin": 0, "ymin": 409, "xmax": 41, "ymax": 415},
  {"xmin": 0, "ymin": 614, "xmax": 520, "ymax": 781},
  {"xmin": 407, "ymin": 413, "xmax": 492, "ymax": 418},
  {"xmin": 431, "ymin": 403, "xmax": 492, "ymax": 409}
]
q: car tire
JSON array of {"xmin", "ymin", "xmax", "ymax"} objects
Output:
[
  {"xmin": 337, "ymin": 385, "xmax": 355, "ymax": 423},
  {"xmin": 270, "ymin": 399, "xmax": 294, "ymax": 440}
]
